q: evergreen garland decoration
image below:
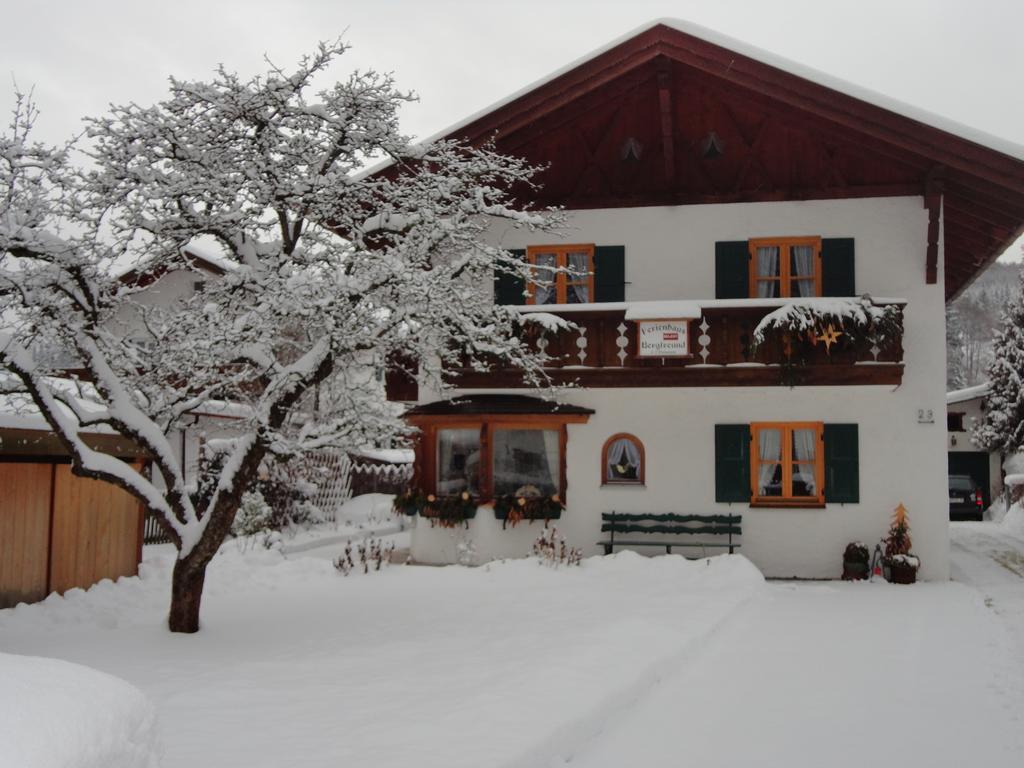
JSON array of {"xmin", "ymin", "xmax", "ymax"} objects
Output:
[
  {"xmin": 493, "ymin": 494, "xmax": 564, "ymax": 528},
  {"xmin": 750, "ymin": 297, "xmax": 904, "ymax": 385},
  {"xmin": 974, "ymin": 268, "xmax": 1024, "ymax": 453},
  {"xmin": 393, "ymin": 489, "xmax": 478, "ymax": 527},
  {"xmin": 393, "ymin": 488, "xmax": 428, "ymax": 516}
]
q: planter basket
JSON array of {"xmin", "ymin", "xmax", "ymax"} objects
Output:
[
  {"xmin": 887, "ymin": 559, "xmax": 918, "ymax": 584},
  {"xmin": 842, "ymin": 561, "xmax": 870, "ymax": 581}
]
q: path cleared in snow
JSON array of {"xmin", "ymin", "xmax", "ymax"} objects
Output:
[
  {"xmin": 565, "ymin": 530, "xmax": 1024, "ymax": 768},
  {"xmin": 0, "ymin": 547, "xmax": 762, "ymax": 768}
]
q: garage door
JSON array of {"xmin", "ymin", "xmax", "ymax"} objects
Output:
[{"xmin": 948, "ymin": 452, "xmax": 992, "ymax": 508}]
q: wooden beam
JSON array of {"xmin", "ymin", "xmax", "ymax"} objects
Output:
[
  {"xmin": 656, "ymin": 60, "xmax": 676, "ymax": 183},
  {"xmin": 924, "ymin": 170, "xmax": 944, "ymax": 285},
  {"xmin": 450, "ymin": 364, "xmax": 904, "ymax": 389}
]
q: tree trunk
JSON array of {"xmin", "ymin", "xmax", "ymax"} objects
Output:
[{"xmin": 169, "ymin": 556, "xmax": 208, "ymax": 633}]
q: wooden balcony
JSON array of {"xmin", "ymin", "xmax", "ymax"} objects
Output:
[{"xmin": 449, "ymin": 299, "xmax": 905, "ymax": 388}]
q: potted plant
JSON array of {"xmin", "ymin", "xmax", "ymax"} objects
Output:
[
  {"xmin": 882, "ymin": 503, "xmax": 920, "ymax": 584},
  {"xmin": 841, "ymin": 542, "xmax": 870, "ymax": 580}
]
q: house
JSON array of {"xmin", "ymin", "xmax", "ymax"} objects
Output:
[
  {"xmin": 384, "ymin": 20, "xmax": 1024, "ymax": 580},
  {"xmin": 946, "ymin": 382, "xmax": 1002, "ymax": 510}
]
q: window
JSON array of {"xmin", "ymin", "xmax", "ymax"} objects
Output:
[
  {"xmin": 947, "ymin": 412, "xmax": 965, "ymax": 432},
  {"xmin": 602, "ymin": 433, "xmax": 645, "ymax": 485},
  {"xmin": 437, "ymin": 428, "xmax": 481, "ymax": 494},
  {"xmin": 748, "ymin": 237, "xmax": 822, "ymax": 298},
  {"xmin": 750, "ymin": 422, "xmax": 824, "ymax": 504},
  {"xmin": 527, "ymin": 244, "xmax": 595, "ymax": 305},
  {"xmin": 416, "ymin": 418, "xmax": 577, "ymax": 501},
  {"xmin": 492, "ymin": 429, "xmax": 560, "ymax": 497}
]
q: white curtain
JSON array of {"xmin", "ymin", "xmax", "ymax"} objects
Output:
[
  {"xmin": 757, "ymin": 428, "xmax": 782, "ymax": 495},
  {"xmin": 437, "ymin": 428, "xmax": 480, "ymax": 494},
  {"xmin": 791, "ymin": 245, "xmax": 815, "ymax": 297},
  {"xmin": 792, "ymin": 428, "xmax": 817, "ymax": 495},
  {"xmin": 755, "ymin": 246, "xmax": 780, "ymax": 298},
  {"xmin": 566, "ymin": 251, "xmax": 591, "ymax": 304},
  {"xmin": 606, "ymin": 437, "xmax": 642, "ymax": 481},
  {"xmin": 532, "ymin": 253, "xmax": 557, "ymax": 305},
  {"xmin": 493, "ymin": 429, "xmax": 559, "ymax": 496}
]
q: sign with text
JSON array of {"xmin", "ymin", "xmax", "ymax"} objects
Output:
[{"xmin": 637, "ymin": 319, "xmax": 690, "ymax": 357}]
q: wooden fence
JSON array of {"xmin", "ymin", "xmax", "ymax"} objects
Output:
[{"xmin": 0, "ymin": 462, "xmax": 144, "ymax": 609}]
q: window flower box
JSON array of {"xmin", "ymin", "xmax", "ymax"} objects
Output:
[{"xmin": 493, "ymin": 494, "xmax": 564, "ymax": 528}]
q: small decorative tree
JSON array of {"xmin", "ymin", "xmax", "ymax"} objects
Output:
[{"xmin": 882, "ymin": 503, "xmax": 919, "ymax": 584}]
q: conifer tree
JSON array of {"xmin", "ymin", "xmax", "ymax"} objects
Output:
[{"xmin": 973, "ymin": 268, "xmax": 1024, "ymax": 452}]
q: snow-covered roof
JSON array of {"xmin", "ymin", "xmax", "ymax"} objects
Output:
[
  {"xmin": 114, "ymin": 242, "xmax": 236, "ymax": 282},
  {"xmin": 357, "ymin": 18, "xmax": 1024, "ymax": 182},
  {"xmin": 0, "ymin": 392, "xmax": 111, "ymax": 434},
  {"xmin": 947, "ymin": 382, "xmax": 991, "ymax": 405}
]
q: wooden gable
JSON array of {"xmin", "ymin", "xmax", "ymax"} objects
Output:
[{"xmin": 428, "ymin": 23, "xmax": 1024, "ymax": 301}]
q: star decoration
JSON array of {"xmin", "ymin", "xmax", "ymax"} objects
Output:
[{"xmin": 815, "ymin": 323, "xmax": 843, "ymax": 352}]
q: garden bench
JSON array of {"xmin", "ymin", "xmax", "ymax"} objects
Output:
[{"xmin": 598, "ymin": 512, "xmax": 742, "ymax": 556}]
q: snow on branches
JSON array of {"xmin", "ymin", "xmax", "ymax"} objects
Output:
[
  {"xmin": 973, "ymin": 268, "xmax": 1024, "ymax": 453},
  {"xmin": 0, "ymin": 41, "xmax": 557, "ymax": 631}
]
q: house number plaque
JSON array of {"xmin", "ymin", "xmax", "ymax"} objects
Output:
[{"xmin": 637, "ymin": 319, "xmax": 690, "ymax": 358}]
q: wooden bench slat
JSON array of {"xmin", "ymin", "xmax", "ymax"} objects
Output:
[
  {"xmin": 600, "ymin": 523, "xmax": 741, "ymax": 536},
  {"xmin": 597, "ymin": 540, "xmax": 735, "ymax": 549},
  {"xmin": 601, "ymin": 513, "xmax": 742, "ymax": 524}
]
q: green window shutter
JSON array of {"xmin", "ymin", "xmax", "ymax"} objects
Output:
[
  {"xmin": 715, "ymin": 424, "xmax": 751, "ymax": 503},
  {"xmin": 715, "ymin": 241, "xmax": 750, "ymax": 298},
  {"xmin": 821, "ymin": 238, "xmax": 855, "ymax": 296},
  {"xmin": 494, "ymin": 248, "xmax": 526, "ymax": 305},
  {"xmin": 594, "ymin": 245, "xmax": 626, "ymax": 302},
  {"xmin": 824, "ymin": 423, "xmax": 859, "ymax": 503}
]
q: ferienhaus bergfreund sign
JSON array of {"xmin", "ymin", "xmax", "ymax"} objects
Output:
[{"xmin": 637, "ymin": 320, "xmax": 689, "ymax": 357}]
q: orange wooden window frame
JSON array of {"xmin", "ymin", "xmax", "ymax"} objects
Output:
[
  {"xmin": 749, "ymin": 421, "xmax": 824, "ymax": 505},
  {"xmin": 407, "ymin": 414, "xmax": 588, "ymax": 503},
  {"xmin": 601, "ymin": 433, "xmax": 645, "ymax": 485},
  {"xmin": 748, "ymin": 237, "xmax": 822, "ymax": 298},
  {"xmin": 526, "ymin": 244, "xmax": 595, "ymax": 305}
]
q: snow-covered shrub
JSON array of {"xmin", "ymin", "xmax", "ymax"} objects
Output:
[
  {"xmin": 232, "ymin": 491, "xmax": 274, "ymax": 537},
  {"xmin": 531, "ymin": 527, "xmax": 582, "ymax": 568}
]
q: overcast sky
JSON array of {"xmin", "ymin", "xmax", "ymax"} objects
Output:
[{"xmin": 3, "ymin": 0, "xmax": 1022, "ymax": 260}]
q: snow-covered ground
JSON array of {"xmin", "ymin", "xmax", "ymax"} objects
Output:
[
  {"xmin": 2, "ymin": 517, "xmax": 1024, "ymax": 768},
  {"xmin": 0, "ymin": 653, "xmax": 159, "ymax": 768}
]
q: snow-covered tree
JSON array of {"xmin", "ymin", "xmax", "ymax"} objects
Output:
[
  {"xmin": 0, "ymin": 42, "xmax": 554, "ymax": 632},
  {"xmin": 974, "ymin": 267, "xmax": 1024, "ymax": 453},
  {"xmin": 946, "ymin": 305, "xmax": 967, "ymax": 390}
]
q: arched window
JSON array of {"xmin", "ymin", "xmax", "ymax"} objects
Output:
[{"xmin": 602, "ymin": 433, "xmax": 645, "ymax": 485}]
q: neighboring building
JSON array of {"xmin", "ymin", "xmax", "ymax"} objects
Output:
[
  {"xmin": 387, "ymin": 21, "xmax": 1024, "ymax": 580},
  {"xmin": 946, "ymin": 382, "xmax": 1001, "ymax": 509}
]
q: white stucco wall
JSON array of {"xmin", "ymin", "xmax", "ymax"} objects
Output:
[
  {"xmin": 947, "ymin": 395, "xmax": 1003, "ymax": 501},
  {"xmin": 413, "ymin": 196, "xmax": 951, "ymax": 580}
]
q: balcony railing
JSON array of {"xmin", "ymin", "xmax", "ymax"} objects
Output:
[{"xmin": 449, "ymin": 297, "xmax": 905, "ymax": 388}]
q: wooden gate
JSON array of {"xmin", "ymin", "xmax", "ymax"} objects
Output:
[{"xmin": 0, "ymin": 462, "xmax": 144, "ymax": 609}]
